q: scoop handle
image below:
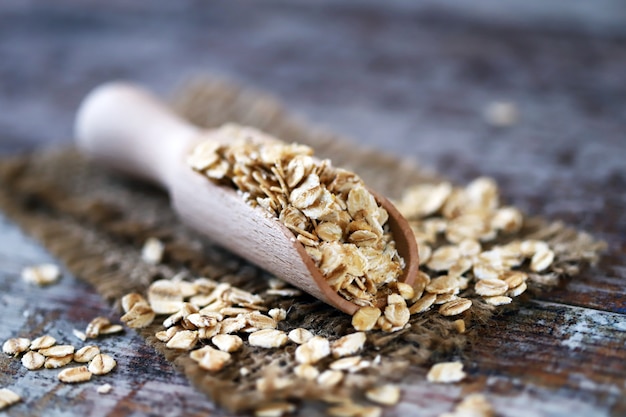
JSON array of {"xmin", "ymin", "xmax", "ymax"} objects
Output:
[{"xmin": 75, "ymin": 82, "xmax": 200, "ymax": 188}]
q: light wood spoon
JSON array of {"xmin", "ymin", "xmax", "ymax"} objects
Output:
[{"xmin": 74, "ymin": 82, "xmax": 418, "ymax": 315}]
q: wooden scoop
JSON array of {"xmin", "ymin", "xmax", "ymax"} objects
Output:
[{"xmin": 74, "ymin": 82, "xmax": 419, "ymax": 314}]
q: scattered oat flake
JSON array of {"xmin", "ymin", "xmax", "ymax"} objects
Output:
[
  {"xmin": 21, "ymin": 351, "xmax": 45, "ymax": 370},
  {"xmin": 97, "ymin": 383, "xmax": 113, "ymax": 395},
  {"xmin": 248, "ymin": 329, "xmax": 288, "ymax": 349},
  {"xmin": 221, "ymin": 307, "xmax": 252, "ymax": 317},
  {"xmin": 383, "ymin": 298, "xmax": 410, "ymax": 327},
  {"xmin": 439, "ymin": 298, "xmax": 472, "ymax": 316},
  {"xmin": 395, "ymin": 282, "xmax": 415, "ymax": 299},
  {"xmin": 155, "ymin": 326, "xmax": 179, "ymax": 343},
  {"xmin": 266, "ymin": 288, "xmax": 302, "ymax": 297},
  {"xmin": 408, "ymin": 292, "xmax": 436, "ymax": 314},
  {"xmin": 30, "ymin": 335, "xmax": 56, "ymax": 351},
  {"xmin": 418, "ymin": 243, "xmax": 432, "ymax": 265},
  {"xmin": 434, "ymin": 293, "xmax": 458, "ymax": 305},
  {"xmin": 0, "ymin": 388, "xmax": 21, "ymax": 410},
  {"xmin": 531, "ymin": 248, "xmax": 555, "ymax": 272},
  {"xmin": 85, "ymin": 316, "xmax": 111, "ymax": 339},
  {"xmin": 365, "ymin": 384, "xmax": 401, "ymax": 406},
  {"xmin": 74, "ymin": 345, "xmax": 100, "ymax": 363},
  {"xmin": 448, "ymin": 258, "xmax": 473, "ymax": 277},
  {"xmin": 121, "ymin": 302, "xmax": 155, "ymax": 329},
  {"xmin": 121, "ymin": 293, "xmax": 148, "ymax": 313},
  {"xmin": 256, "ymin": 376, "xmax": 292, "ymax": 393},
  {"xmin": 44, "ymin": 354, "xmax": 73, "ymax": 369},
  {"xmin": 317, "ymin": 369, "xmax": 344, "ymax": 387},
  {"xmin": 88, "ymin": 353, "xmax": 117, "ymax": 375},
  {"xmin": 484, "ymin": 295, "xmax": 512, "ymax": 306},
  {"xmin": 219, "ymin": 316, "xmax": 246, "ymax": 334},
  {"xmin": 472, "ymin": 263, "xmax": 501, "ymax": 281},
  {"xmin": 329, "ymin": 356, "xmax": 361, "ymax": 371},
  {"xmin": 141, "ymin": 237, "xmax": 164, "ymax": 264},
  {"xmin": 453, "ymin": 319, "xmax": 466, "ymax": 334},
  {"xmin": 58, "ymin": 366, "xmax": 92, "ymax": 383},
  {"xmin": 212, "ymin": 334, "xmax": 243, "ymax": 352},
  {"xmin": 397, "ymin": 182, "xmax": 452, "ymax": 219},
  {"xmin": 186, "ymin": 313, "xmax": 217, "ymax": 329},
  {"xmin": 520, "ymin": 240, "xmax": 549, "ymax": 257},
  {"xmin": 427, "ymin": 361, "xmax": 466, "ymax": 383},
  {"xmin": 501, "ymin": 270, "xmax": 527, "ymax": 289},
  {"xmin": 99, "ymin": 324, "xmax": 124, "ymax": 335},
  {"xmin": 427, "ymin": 246, "xmax": 461, "ymax": 271},
  {"xmin": 166, "ymin": 330, "xmax": 199, "ymax": 350},
  {"xmin": 474, "ymin": 279, "xmax": 508, "ymax": 297},
  {"xmin": 255, "ymin": 402, "xmax": 296, "ymax": 417},
  {"xmin": 73, "ymin": 329, "xmax": 87, "ymax": 342},
  {"xmin": 295, "ymin": 336, "xmax": 330, "ymax": 364},
  {"xmin": 187, "ymin": 139, "xmax": 221, "ymax": 170},
  {"xmin": 440, "ymin": 393, "xmax": 495, "ymax": 417},
  {"xmin": 455, "ymin": 393, "xmax": 494, "ymax": 416},
  {"xmin": 426, "ymin": 275, "xmax": 459, "ymax": 295},
  {"xmin": 288, "ymin": 328, "xmax": 314, "ymax": 345},
  {"xmin": 198, "ymin": 347, "xmax": 231, "ymax": 372},
  {"xmin": 148, "ymin": 280, "xmax": 183, "ymax": 315},
  {"xmin": 21, "ymin": 264, "xmax": 61, "ymax": 285},
  {"xmin": 268, "ymin": 308, "xmax": 287, "ymax": 321},
  {"xmin": 294, "ymin": 363, "xmax": 319, "ymax": 380},
  {"xmin": 352, "ymin": 307, "xmax": 381, "ymax": 332},
  {"xmin": 2, "ymin": 338, "xmax": 30, "ymax": 356},
  {"xmin": 246, "ymin": 312, "xmax": 278, "ymax": 330},
  {"xmin": 491, "ymin": 207, "xmax": 523, "ymax": 233},
  {"xmin": 332, "ymin": 332, "xmax": 366, "ymax": 358},
  {"xmin": 39, "ymin": 344, "xmax": 74, "ymax": 358},
  {"xmin": 189, "ymin": 346, "xmax": 213, "ymax": 363},
  {"xmin": 508, "ymin": 281, "xmax": 528, "ymax": 297},
  {"xmin": 529, "ymin": 272, "xmax": 559, "ymax": 286}
]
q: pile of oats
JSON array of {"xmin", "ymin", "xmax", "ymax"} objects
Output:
[
  {"xmin": 120, "ymin": 271, "xmax": 400, "ymax": 416},
  {"xmin": 188, "ymin": 124, "xmax": 406, "ymax": 326},
  {"xmin": 392, "ymin": 177, "xmax": 556, "ymax": 320}
]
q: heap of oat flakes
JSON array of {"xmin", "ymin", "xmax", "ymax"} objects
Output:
[
  {"xmin": 120, "ymin": 273, "xmax": 403, "ymax": 416},
  {"xmin": 395, "ymin": 177, "xmax": 555, "ymax": 317}
]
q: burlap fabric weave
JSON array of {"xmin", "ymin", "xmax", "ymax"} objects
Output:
[{"xmin": 0, "ymin": 77, "xmax": 604, "ymax": 413}]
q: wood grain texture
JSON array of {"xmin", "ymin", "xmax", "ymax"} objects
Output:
[{"xmin": 1, "ymin": 1, "xmax": 625, "ymax": 416}]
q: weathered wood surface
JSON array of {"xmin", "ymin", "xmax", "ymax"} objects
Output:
[{"xmin": 1, "ymin": 1, "xmax": 625, "ymax": 416}]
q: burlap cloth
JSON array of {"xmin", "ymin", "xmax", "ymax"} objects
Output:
[{"xmin": 0, "ymin": 77, "xmax": 604, "ymax": 413}]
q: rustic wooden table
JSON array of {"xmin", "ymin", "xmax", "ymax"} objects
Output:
[{"xmin": 1, "ymin": 1, "xmax": 625, "ymax": 416}]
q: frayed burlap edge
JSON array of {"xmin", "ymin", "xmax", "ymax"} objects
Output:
[{"xmin": 0, "ymin": 76, "xmax": 605, "ymax": 413}]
